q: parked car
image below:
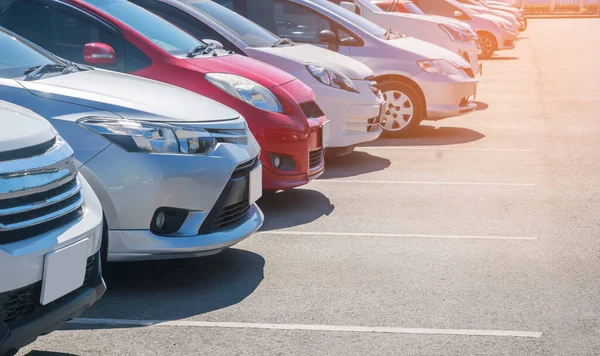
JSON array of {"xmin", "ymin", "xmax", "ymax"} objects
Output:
[
  {"xmin": 459, "ymin": 2, "xmax": 520, "ymax": 33},
  {"xmin": 0, "ymin": 0, "xmax": 329, "ymax": 191},
  {"xmin": 328, "ymin": 0, "xmax": 481, "ymax": 74},
  {"xmin": 407, "ymin": 0, "xmax": 517, "ymax": 58},
  {"xmin": 462, "ymin": 0, "xmax": 525, "ymax": 30},
  {"xmin": 128, "ymin": 0, "xmax": 384, "ymax": 155},
  {"xmin": 0, "ymin": 101, "xmax": 105, "ymax": 356},
  {"xmin": 217, "ymin": 0, "xmax": 478, "ymax": 136},
  {"xmin": 0, "ymin": 27, "xmax": 263, "ymax": 262}
]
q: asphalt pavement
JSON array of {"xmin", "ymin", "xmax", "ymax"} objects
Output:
[{"xmin": 18, "ymin": 19, "xmax": 600, "ymax": 356}]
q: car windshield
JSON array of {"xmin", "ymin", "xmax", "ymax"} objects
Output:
[
  {"xmin": 0, "ymin": 30, "xmax": 58, "ymax": 79},
  {"xmin": 444, "ymin": 0, "xmax": 474, "ymax": 14},
  {"xmin": 314, "ymin": 0, "xmax": 387, "ymax": 39},
  {"xmin": 187, "ymin": 0, "xmax": 280, "ymax": 48},
  {"xmin": 83, "ymin": 0, "xmax": 204, "ymax": 56},
  {"xmin": 403, "ymin": 1, "xmax": 425, "ymax": 13}
]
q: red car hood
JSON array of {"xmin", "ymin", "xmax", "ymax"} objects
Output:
[{"xmin": 184, "ymin": 54, "xmax": 296, "ymax": 89}]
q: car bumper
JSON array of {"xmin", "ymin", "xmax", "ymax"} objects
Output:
[
  {"xmin": 0, "ymin": 253, "xmax": 105, "ymax": 355},
  {"xmin": 312, "ymin": 81, "xmax": 383, "ymax": 148},
  {"xmin": 107, "ymin": 204, "xmax": 263, "ymax": 262},
  {"xmin": 414, "ymin": 72, "xmax": 478, "ymax": 119},
  {"xmin": 497, "ymin": 31, "xmax": 518, "ymax": 50}
]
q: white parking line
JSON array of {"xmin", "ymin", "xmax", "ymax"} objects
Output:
[
  {"xmin": 358, "ymin": 147, "xmax": 535, "ymax": 152},
  {"xmin": 314, "ymin": 180, "xmax": 535, "ymax": 187},
  {"xmin": 70, "ymin": 318, "xmax": 542, "ymax": 338},
  {"xmin": 258, "ymin": 231, "xmax": 538, "ymax": 241}
]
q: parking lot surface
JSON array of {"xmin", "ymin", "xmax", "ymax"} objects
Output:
[{"xmin": 19, "ymin": 19, "xmax": 600, "ymax": 356}]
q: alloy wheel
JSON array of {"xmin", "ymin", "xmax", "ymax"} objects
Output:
[
  {"xmin": 480, "ymin": 36, "xmax": 494, "ymax": 57},
  {"xmin": 381, "ymin": 90, "xmax": 414, "ymax": 131}
]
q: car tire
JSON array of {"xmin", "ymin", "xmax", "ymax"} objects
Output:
[
  {"xmin": 478, "ymin": 32, "xmax": 497, "ymax": 59},
  {"xmin": 379, "ymin": 81, "xmax": 424, "ymax": 137},
  {"xmin": 100, "ymin": 217, "xmax": 108, "ymax": 268}
]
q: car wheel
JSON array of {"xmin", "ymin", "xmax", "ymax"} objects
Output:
[
  {"xmin": 100, "ymin": 217, "xmax": 108, "ymax": 268},
  {"xmin": 478, "ymin": 32, "xmax": 497, "ymax": 59},
  {"xmin": 379, "ymin": 81, "xmax": 424, "ymax": 137}
]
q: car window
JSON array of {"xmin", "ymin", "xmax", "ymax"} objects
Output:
[
  {"xmin": 403, "ymin": 1, "xmax": 425, "ymax": 14},
  {"xmin": 82, "ymin": 0, "xmax": 204, "ymax": 56},
  {"xmin": 245, "ymin": 0, "xmax": 332, "ymax": 44},
  {"xmin": 0, "ymin": 30, "xmax": 56, "ymax": 79},
  {"xmin": 188, "ymin": 0, "xmax": 280, "ymax": 48},
  {"xmin": 0, "ymin": 0, "xmax": 125, "ymax": 71},
  {"xmin": 414, "ymin": 0, "xmax": 458, "ymax": 15}
]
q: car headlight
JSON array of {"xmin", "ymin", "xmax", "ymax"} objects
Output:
[
  {"xmin": 79, "ymin": 118, "xmax": 217, "ymax": 154},
  {"xmin": 494, "ymin": 20, "xmax": 511, "ymax": 32},
  {"xmin": 205, "ymin": 73, "xmax": 283, "ymax": 113},
  {"xmin": 417, "ymin": 59, "xmax": 462, "ymax": 76},
  {"xmin": 438, "ymin": 24, "xmax": 472, "ymax": 44},
  {"xmin": 306, "ymin": 64, "xmax": 358, "ymax": 93}
]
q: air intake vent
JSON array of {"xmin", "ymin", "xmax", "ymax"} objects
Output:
[{"xmin": 300, "ymin": 102, "xmax": 325, "ymax": 119}]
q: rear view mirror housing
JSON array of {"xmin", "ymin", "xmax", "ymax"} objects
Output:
[
  {"xmin": 340, "ymin": 1, "xmax": 358, "ymax": 13},
  {"xmin": 83, "ymin": 42, "xmax": 116, "ymax": 65},
  {"xmin": 202, "ymin": 39, "xmax": 224, "ymax": 50}
]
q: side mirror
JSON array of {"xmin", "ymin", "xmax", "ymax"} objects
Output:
[
  {"xmin": 319, "ymin": 30, "xmax": 338, "ymax": 43},
  {"xmin": 340, "ymin": 1, "xmax": 358, "ymax": 13},
  {"xmin": 202, "ymin": 39, "xmax": 224, "ymax": 50},
  {"xmin": 83, "ymin": 42, "xmax": 116, "ymax": 65},
  {"xmin": 454, "ymin": 10, "xmax": 464, "ymax": 17}
]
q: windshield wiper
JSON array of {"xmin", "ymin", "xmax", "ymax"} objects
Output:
[
  {"xmin": 23, "ymin": 62, "xmax": 83, "ymax": 81},
  {"xmin": 186, "ymin": 42, "xmax": 218, "ymax": 58},
  {"xmin": 272, "ymin": 38, "xmax": 294, "ymax": 47}
]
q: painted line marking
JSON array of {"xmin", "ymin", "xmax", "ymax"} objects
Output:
[
  {"xmin": 314, "ymin": 180, "xmax": 535, "ymax": 187},
  {"xmin": 357, "ymin": 147, "xmax": 535, "ymax": 152},
  {"xmin": 69, "ymin": 318, "xmax": 542, "ymax": 338},
  {"xmin": 258, "ymin": 231, "xmax": 538, "ymax": 241},
  {"xmin": 437, "ymin": 125, "xmax": 533, "ymax": 129}
]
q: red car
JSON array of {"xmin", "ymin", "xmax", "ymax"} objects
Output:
[{"xmin": 0, "ymin": 0, "xmax": 328, "ymax": 191}]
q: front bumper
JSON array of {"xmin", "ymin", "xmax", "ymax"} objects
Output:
[
  {"xmin": 496, "ymin": 31, "xmax": 518, "ymax": 50},
  {"xmin": 414, "ymin": 71, "xmax": 478, "ymax": 120},
  {"xmin": 0, "ymin": 252, "xmax": 105, "ymax": 355},
  {"xmin": 312, "ymin": 80, "xmax": 383, "ymax": 148}
]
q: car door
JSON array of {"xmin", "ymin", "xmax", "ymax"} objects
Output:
[{"xmin": 0, "ymin": 0, "xmax": 126, "ymax": 72}]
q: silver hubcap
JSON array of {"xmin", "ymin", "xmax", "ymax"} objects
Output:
[
  {"xmin": 480, "ymin": 37, "xmax": 493, "ymax": 55},
  {"xmin": 381, "ymin": 90, "xmax": 414, "ymax": 131}
]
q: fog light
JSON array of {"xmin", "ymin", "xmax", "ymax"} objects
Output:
[
  {"xmin": 272, "ymin": 155, "xmax": 281, "ymax": 168},
  {"xmin": 155, "ymin": 211, "xmax": 166, "ymax": 229}
]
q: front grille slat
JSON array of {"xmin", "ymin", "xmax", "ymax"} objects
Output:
[
  {"xmin": 0, "ymin": 178, "xmax": 81, "ymax": 216},
  {"xmin": 309, "ymin": 148, "xmax": 323, "ymax": 170},
  {"xmin": 299, "ymin": 101, "xmax": 325, "ymax": 119},
  {"xmin": 0, "ymin": 252, "xmax": 98, "ymax": 324}
]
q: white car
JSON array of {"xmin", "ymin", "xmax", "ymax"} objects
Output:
[
  {"xmin": 131, "ymin": 0, "xmax": 385, "ymax": 154},
  {"xmin": 330, "ymin": 0, "xmax": 481, "ymax": 74},
  {"xmin": 461, "ymin": 2, "xmax": 520, "ymax": 33},
  {"xmin": 0, "ymin": 101, "xmax": 105, "ymax": 355},
  {"xmin": 222, "ymin": 0, "xmax": 478, "ymax": 136},
  {"xmin": 410, "ymin": 0, "xmax": 517, "ymax": 58}
]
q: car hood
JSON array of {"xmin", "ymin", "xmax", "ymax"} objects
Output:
[
  {"xmin": 473, "ymin": 12, "xmax": 512, "ymax": 25},
  {"xmin": 427, "ymin": 14, "xmax": 476, "ymax": 31},
  {"xmin": 184, "ymin": 52, "xmax": 296, "ymax": 89},
  {"xmin": 18, "ymin": 69, "xmax": 240, "ymax": 122},
  {"xmin": 0, "ymin": 101, "xmax": 56, "ymax": 152},
  {"xmin": 246, "ymin": 44, "xmax": 373, "ymax": 80},
  {"xmin": 489, "ymin": 4, "xmax": 519, "ymax": 14},
  {"xmin": 386, "ymin": 36, "xmax": 470, "ymax": 68}
]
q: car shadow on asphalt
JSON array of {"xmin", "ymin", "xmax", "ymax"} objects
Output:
[
  {"xmin": 361, "ymin": 125, "xmax": 485, "ymax": 147},
  {"xmin": 68, "ymin": 248, "xmax": 264, "ymax": 328},
  {"xmin": 257, "ymin": 189, "xmax": 334, "ymax": 231},
  {"xmin": 23, "ymin": 352, "xmax": 78, "ymax": 356},
  {"xmin": 319, "ymin": 151, "xmax": 391, "ymax": 179}
]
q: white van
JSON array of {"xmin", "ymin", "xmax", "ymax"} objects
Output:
[{"xmin": 0, "ymin": 101, "xmax": 105, "ymax": 355}]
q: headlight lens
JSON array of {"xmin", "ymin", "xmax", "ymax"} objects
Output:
[
  {"xmin": 205, "ymin": 73, "xmax": 283, "ymax": 113},
  {"xmin": 417, "ymin": 60, "xmax": 462, "ymax": 76},
  {"xmin": 306, "ymin": 64, "xmax": 358, "ymax": 93},
  {"xmin": 438, "ymin": 24, "xmax": 472, "ymax": 44},
  {"xmin": 79, "ymin": 118, "xmax": 217, "ymax": 154}
]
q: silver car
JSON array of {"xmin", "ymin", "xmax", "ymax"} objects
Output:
[{"xmin": 0, "ymin": 27, "xmax": 263, "ymax": 262}]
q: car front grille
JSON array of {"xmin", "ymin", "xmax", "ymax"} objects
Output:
[
  {"xmin": 0, "ymin": 137, "xmax": 56, "ymax": 162},
  {"xmin": 0, "ymin": 252, "xmax": 99, "ymax": 324},
  {"xmin": 198, "ymin": 157, "xmax": 259, "ymax": 234},
  {"xmin": 299, "ymin": 101, "xmax": 325, "ymax": 119},
  {"xmin": 309, "ymin": 149, "xmax": 324, "ymax": 170}
]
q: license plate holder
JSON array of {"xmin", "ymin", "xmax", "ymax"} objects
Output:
[
  {"xmin": 41, "ymin": 238, "xmax": 89, "ymax": 305},
  {"xmin": 321, "ymin": 121, "xmax": 330, "ymax": 148},
  {"xmin": 249, "ymin": 165, "xmax": 262, "ymax": 204}
]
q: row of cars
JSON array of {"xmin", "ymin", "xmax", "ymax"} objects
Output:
[{"xmin": 0, "ymin": 0, "xmax": 522, "ymax": 353}]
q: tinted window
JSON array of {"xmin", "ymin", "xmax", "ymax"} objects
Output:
[
  {"xmin": 125, "ymin": 40, "xmax": 152, "ymax": 72},
  {"xmin": 0, "ymin": 30, "xmax": 56, "ymax": 79},
  {"xmin": 83, "ymin": 0, "xmax": 203, "ymax": 55},
  {"xmin": 312, "ymin": 0, "xmax": 386, "ymax": 38},
  {"xmin": 415, "ymin": 0, "xmax": 460, "ymax": 15},
  {"xmin": 189, "ymin": 1, "xmax": 279, "ymax": 48},
  {"xmin": 0, "ymin": 0, "xmax": 125, "ymax": 71}
]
